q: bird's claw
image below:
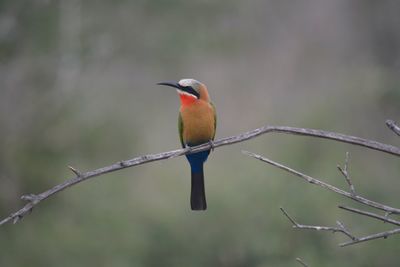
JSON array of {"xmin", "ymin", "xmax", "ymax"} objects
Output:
[
  {"xmin": 208, "ymin": 140, "xmax": 215, "ymax": 151},
  {"xmin": 184, "ymin": 144, "xmax": 193, "ymax": 152}
]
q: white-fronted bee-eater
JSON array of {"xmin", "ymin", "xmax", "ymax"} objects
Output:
[{"xmin": 158, "ymin": 79, "xmax": 216, "ymax": 210}]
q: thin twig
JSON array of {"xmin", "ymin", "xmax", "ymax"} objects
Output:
[
  {"xmin": 339, "ymin": 206, "xmax": 400, "ymax": 226},
  {"xmin": 280, "ymin": 207, "xmax": 300, "ymax": 226},
  {"xmin": 340, "ymin": 228, "xmax": 400, "ymax": 247},
  {"xmin": 1, "ymin": 124, "xmax": 399, "ymax": 226},
  {"xmin": 386, "ymin": 120, "xmax": 400, "ymax": 137},
  {"xmin": 68, "ymin": 165, "xmax": 82, "ymax": 177},
  {"xmin": 243, "ymin": 151, "xmax": 400, "ymax": 214},
  {"xmin": 296, "ymin": 257, "xmax": 310, "ymax": 267},
  {"xmin": 280, "ymin": 208, "xmax": 357, "ymax": 241},
  {"xmin": 337, "ymin": 152, "xmax": 356, "ymax": 195}
]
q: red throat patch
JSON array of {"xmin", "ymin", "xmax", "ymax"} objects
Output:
[{"xmin": 179, "ymin": 93, "xmax": 197, "ymax": 106}]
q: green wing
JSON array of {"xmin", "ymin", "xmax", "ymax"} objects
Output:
[
  {"xmin": 178, "ymin": 112, "xmax": 185, "ymax": 148},
  {"xmin": 210, "ymin": 102, "xmax": 217, "ymax": 140}
]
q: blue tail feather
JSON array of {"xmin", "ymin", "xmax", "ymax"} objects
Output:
[
  {"xmin": 186, "ymin": 150, "xmax": 210, "ymax": 210},
  {"xmin": 186, "ymin": 150, "xmax": 210, "ymax": 173}
]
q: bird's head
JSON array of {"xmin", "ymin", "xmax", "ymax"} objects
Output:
[{"xmin": 157, "ymin": 78, "xmax": 210, "ymax": 105}]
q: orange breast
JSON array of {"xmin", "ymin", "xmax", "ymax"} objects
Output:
[{"xmin": 180, "ymin": 100, "xmax": 215, "ymax": 145}]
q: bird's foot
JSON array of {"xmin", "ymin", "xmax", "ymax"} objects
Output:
[
  {"xmin": 208, "ymin": 140, "xmax": 215, "ymax": 152},
  {"xmin": 184, "ymin": 144, "xmax": 193, "ymax": 153}
]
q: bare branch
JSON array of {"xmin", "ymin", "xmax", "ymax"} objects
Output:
[
  {"xmin": 337, "ymin": 152, "xmax": 356, "ymax": 195},
  {"xmin": 1, "ymin": 124, "xmax": 399, "ymax": 226},
  {"xmin": 243, "ymin": 151, "xmax": 400, "ymax": 214},
  {"xmin": 339, "ymin": 206, "xmax": 400, "ymax": 226},
  {"xmin": 386, "ymin": 120, "xmax": 400, "ymax": 137},
  {"xmin": 296, "ymin": 257, "xmax": 310, "ymax": 267},
  {"xmin": 280, "ymin": 208, "xmax": 357, "ymax": 241},
  {"xmin": 241, "ymin": 121, "xmax": 400, "ymax": 247},
  {"xmin": 246, "ymin": 149, "xmax": 400, "ymax": 247},
  {"xmin": 340, "ymin": 228, "xmax": 400, "ymax": 247}
]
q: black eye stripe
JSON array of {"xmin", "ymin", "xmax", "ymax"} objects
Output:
[{"xmin": 181, "ymin": 85, "xmax": 200, "ymax": 99}]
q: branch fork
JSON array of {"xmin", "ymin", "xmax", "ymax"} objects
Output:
[
  {"xmin": 337, "ymin": 152, "xmax": 356, "ymax": 196},
  {"xmin": 280, "ymin": 207, "xmax": 358, "ymax": 241}
]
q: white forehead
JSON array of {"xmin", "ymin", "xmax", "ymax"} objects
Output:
[{"xmin": 178, "ymin": 78, "xmax": 201, "ymax": 88}]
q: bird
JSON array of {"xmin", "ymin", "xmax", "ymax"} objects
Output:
[{"xmin": 157, "ymin": 79, "xmax": 216, "ymax": 210}]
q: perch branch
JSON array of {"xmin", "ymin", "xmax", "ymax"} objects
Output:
[
  {"xmin": 1, "ymin": 124, "xmax": 399, "ymax": 226},
  {"xmin": 386, "ymin": 120, "xmax": 400, "ymax": 137}
]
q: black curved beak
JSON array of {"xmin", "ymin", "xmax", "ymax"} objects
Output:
[
  {"xmin": 156, "ymin": 81, "xmax": 181, "ymax": 89},
  {"xmin": 157, "ymin": 81, "xmax": 200, "ymax": 99}
]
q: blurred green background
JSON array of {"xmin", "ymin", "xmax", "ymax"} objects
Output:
[{"xmin": 1, "ymin": 0, "xmax": 399, "ymax": 266}]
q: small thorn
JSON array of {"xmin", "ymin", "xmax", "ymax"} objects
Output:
[
  {"xmin": 21, "ymin": 194, "xmax": 37, "ymax": 202},
  {"xmin": 13, "ymin": 215, "xmax": 21, "ymax": 224},
  {"xmin": 241, "ymin": 150, "xmax": 255, "ymax": 157},
  {"xmin": 68, "ymin": 165, "xmax": 82, "ymax": 177},
  {"xmin": 384, "ymin": 212, "xmax": 392, "ymax": 218}
]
